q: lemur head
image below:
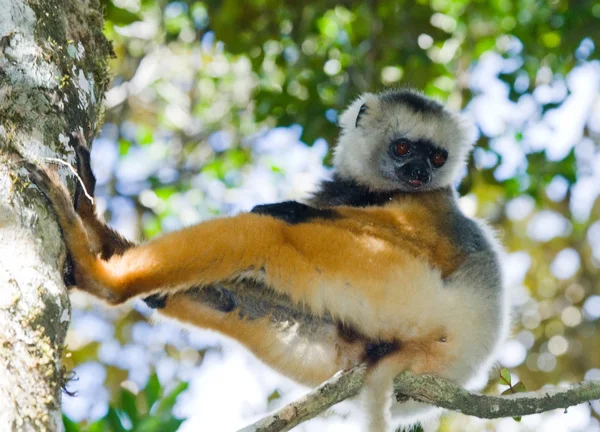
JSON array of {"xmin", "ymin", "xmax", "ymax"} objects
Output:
[{"xmin": 334, "ymin": 89, "xmax": 476, "ymax": 192}]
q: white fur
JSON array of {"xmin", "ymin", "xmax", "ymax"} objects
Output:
[{"xmin": 334, "ymin": 91, "xmax": 477, "ymax": 191}]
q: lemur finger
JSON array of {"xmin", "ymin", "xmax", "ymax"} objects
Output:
[
  {"xmin": 22, "ymin": 161, "xmax": 55, "ymax": 197},
  {"xmin": 20, "ymin": 158, "xmax": 77, "ymax": 287}
]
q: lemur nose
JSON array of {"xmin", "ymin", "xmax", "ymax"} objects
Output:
[
  {"xmin": 400, "ymin": 161, "xmax": 431, "ymax": 187},
  {"xmin": 411, "ymin": 167, "xmax": 426, "ymax": 179},
  {"xmin": 399, "ymin": 161, "xmax": 431, "ymax": 186}
]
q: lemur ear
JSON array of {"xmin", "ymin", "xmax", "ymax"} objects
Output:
[{"xmin": 355, "ymin": 103, "xmax": 368, "ymax": 128}]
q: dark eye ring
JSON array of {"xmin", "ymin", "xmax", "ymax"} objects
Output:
[
  {"xmin": 391, "ymin": 139, "xmax": 410, "ymax": 157},
  {"xmin": 431, "ymin": 150, "xmax": 448, "ymax": 168}
]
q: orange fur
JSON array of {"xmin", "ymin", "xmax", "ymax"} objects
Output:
[{"xmin": 63, "ymin": 200, "xmax": 465, "ymax": 335}]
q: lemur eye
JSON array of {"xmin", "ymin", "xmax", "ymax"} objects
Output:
[
  {"xmin": 431, "ymin": 151, "xmax": 447, "ymax": 168},
  {"xmin": 391, "ymin": 140, "xmax": 410, "ymax": 157}
]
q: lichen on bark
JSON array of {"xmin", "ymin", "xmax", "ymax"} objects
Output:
[
  {"xmin": 0, "ymin": 0, "xmax": 112, "ymax": 430},
  {"xmin": 1, "ymin": 0, "xmax": 113, "ymax": 152}
]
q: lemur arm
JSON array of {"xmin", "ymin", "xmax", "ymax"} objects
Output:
[
  {"xmin": 67, "ymin": 141, "xmax": 160, "ymax": 312},
  {"xmin": 62, "ymin": 141, "xmax": 135, "ymax": 287},
  {"xmin": 71, "ymin": 142, "xmax": 133, "ymax": 258}
]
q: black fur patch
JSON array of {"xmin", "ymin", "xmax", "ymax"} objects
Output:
[
  {"xmin": 251, "ymin": 201, "xmax": 338, "ymax": 224},
  {"xmin": 143, "ymin": 293, "xmax": 168, "ymax": 309},
  {"xmin": 337, "ymin": 322, "xmax": 362, "ymax": 343},
  {"xmin": 365, "ymin": 340, "xmax": 401, "ymax": 364},
  {"xmin": 183, "ymin": 282, "xmax": 334, "ymax": 329},
  {"xmin": 310, "ymin": 175, "xmax": 395, "ymax": 207},
  {"xmin": 63, "ymin": 261, "xmax": 76, "ymax": 288},
  {"xmin": 185, "ymin": 286, "xmax": 238, "ymax": 313},
  {"xmin": 355, "ymin": 103, "xmax": 368, "ymax": 127},
  {"xmin": 380, "ymin": 89, "xmax": 444, "ymax": 115},
  {"xmin": 144, "ymin": 286, "xmax": 240, "ymax": 312}
]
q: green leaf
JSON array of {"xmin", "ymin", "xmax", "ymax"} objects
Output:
[
  {"xmin": 502, "ymin": 381, "xmax": 527, "ymax": 395},
  {"xmin": 119, "ymin": 388, "xmax": 139, "ymax": 426},
  {"xmin": 102, "ymin": 1, "xmax": 141, "ymax": 26},
  {"xmin": 474, "ymin": 38, "xmax": 496, "ymax": 57},
  {"xmin": 154, "ymin": 186, "xmax": 176, "ymax": 200},
  {"xmin": 87, "ymin": 418, "xmax": 108, "ymax": 432},
  {"xmin": 134, "ymin": 416, "xmax": 185, "ymax": 432},
  {"xmin": 62, "ymin": 415, "xmax": 80, "ymax": 432},
  {"xmin": 136, "ymin": 126, "xmax": 154, "ymax": 146},
  {"xmin": 118, "ymin": 138, "xmax": 131, "ymax": 156},
  {"xmin": 267, "ymin": 389, "xmax": 281, "ymax": 403},
  {"xmin": 159, "ymin": 417, "xmax": 186, "ymax": 432},
  {"xmin": 156, "ymin": 382, "xmax": 189, "ymax": 415},
  {"xmin": 105, "ymin": 407, "xmax": 127, "ymax": 432},
  {"xmin": 270, "ymin": 164, "xmax": 283, "ymax": 174},
  {"xmin": 499, "ymin": 368, "xmax": 512, "ymax": 386},
  {"xmin": 133, "ymin": 417, "xmax": 162, "ymax": 432},
  {"xmin": 145, "ymin": 374, "xmax": 162, "ymax": 412},
  {"xmin": 512, "ymin": 381, "xmax": 527, "ymax": 393},
  {"xmin": 400, "ymin": 424, "xmax": 424, "ymax": 432}
]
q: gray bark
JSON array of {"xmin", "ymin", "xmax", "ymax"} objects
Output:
[
  {"xmin": 241, "ymin": 364, "xmax": 600, "ymax": 432},
  {"xmin": 0, "ymin": 0, "xmax": 111, "ymax": 430}
]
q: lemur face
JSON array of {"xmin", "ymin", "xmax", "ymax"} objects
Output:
[
  {"xmin": 334, "ymin": 90, "xmax": 476, "ymax": 192},
  {"xmin": 386, "ymin": 136, "xmax": 448, "ymax": 189}
]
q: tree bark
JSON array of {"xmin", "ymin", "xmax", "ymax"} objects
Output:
[{"xmin": 0, "ymin": 1, "xmax": 111, "ymax": 430}]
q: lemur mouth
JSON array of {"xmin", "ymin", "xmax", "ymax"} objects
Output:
[{"xmin": 408, "ymin": 179, "xmax": 424, "ymax": 187}]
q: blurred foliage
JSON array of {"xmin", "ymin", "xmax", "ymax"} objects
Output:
[
  {"xmin": 62, "ymin": 0, "xmax": 600, "ymax": 430},
  {"xmin": 63, "ymin": 374, "xmax": 187, "ymax": 431},
  {"xmin": 101, "ymin": 0, "xmax": 599, "ymax": 145}
]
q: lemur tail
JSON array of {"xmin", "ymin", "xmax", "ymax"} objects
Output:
[{"xmin": 362, "ymin": 358, "xmax": 405, "ymax": 432}]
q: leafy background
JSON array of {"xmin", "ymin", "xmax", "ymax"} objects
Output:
[{"xmin": 62, "ymin": 1, "xmax": 600, "ymax": 431}]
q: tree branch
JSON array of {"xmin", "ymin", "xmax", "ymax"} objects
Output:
[
  {"xmin": 239, "ymin": 363, "xmax": 600, "ymax": 432},
  {"xmin": 239, "ymin": 365, "xmax": 367, "ymax": 432}
]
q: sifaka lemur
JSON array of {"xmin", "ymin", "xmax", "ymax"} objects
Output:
[{"xmin": 23, "ymin": 89, "xmax": 508, "ymax": 431}]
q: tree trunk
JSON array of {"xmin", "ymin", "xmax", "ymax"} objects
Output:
[{"xmin": 0, "ymin": 0, "xmax": 111, "ymax": 430}]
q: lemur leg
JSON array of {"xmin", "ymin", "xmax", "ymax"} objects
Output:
[
  {"xmin": 24, "ymin": 162, "xmax": 425, "ymax": 331},
  {"xmin": 25, "ymin": 161, "xmax": 460, "ymax": 430},
  {"xmin": 24, "ymin": 161, "xmax": 122, "ymax": 300},
  {"xmin": 26, "ymin": 161, "xmax": 364, "ymax": 373},
  {"xmin": 159, "ymin": 293, "xmax": 364, "ymax": 385},
  {"xmin": 54, "ymin": 140, "xmax": 369, "ymax": 382}
]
